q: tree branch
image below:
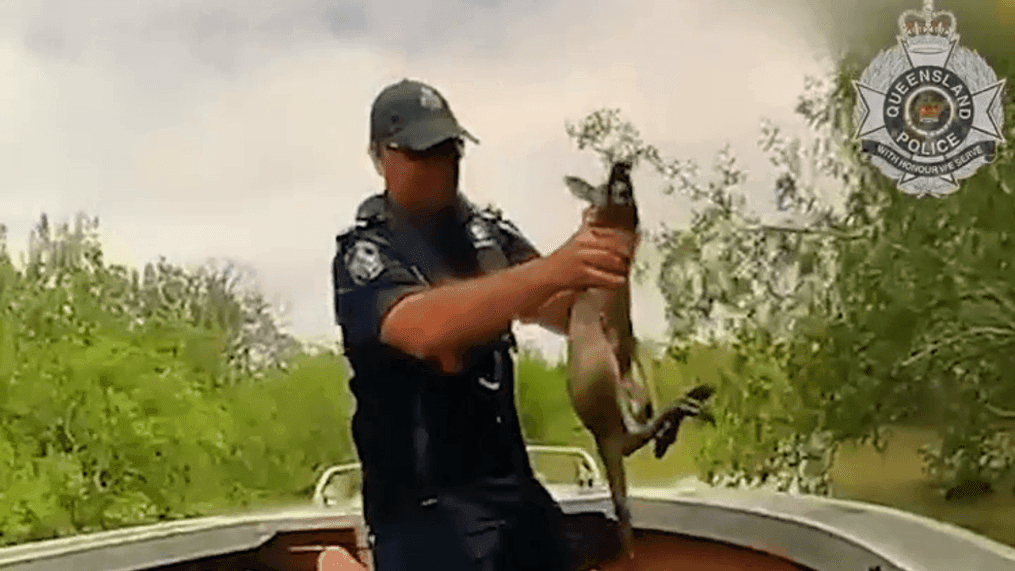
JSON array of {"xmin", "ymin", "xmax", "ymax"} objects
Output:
[
  {"xmin": 985, "ymin": 403, "xmax": 1015, "ymax": 419},
  {"xmin": 746, "ymin": 224, "xmax": 866, "ymax": 240},
  {"xmin": 899, "ymin": 326, "xmax": 1015, "ymax": 368}
]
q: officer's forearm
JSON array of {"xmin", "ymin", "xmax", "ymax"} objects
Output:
[{"xmin": 379, "ymin": 258, "xmax": 560, "ymax": 373}]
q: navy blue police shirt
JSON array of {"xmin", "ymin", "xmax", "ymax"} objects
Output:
[{"xmin": 332, "ymin": 191, "xmax": 543, "ymax": 526}]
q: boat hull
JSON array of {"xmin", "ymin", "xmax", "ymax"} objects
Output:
[{"xmin": 3, "ymin": 451, "xmax": 1014, "ymax": 571}]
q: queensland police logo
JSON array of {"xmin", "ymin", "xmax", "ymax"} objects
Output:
[
  {"xmin": 344, "ymin": 240, "xmax": 384, "ymax": 285},
  {"xmin": 853, "ymin": 0, "xmax": 1006, "ymax": 196}
]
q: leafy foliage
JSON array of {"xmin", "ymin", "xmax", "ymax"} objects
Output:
[
  {"xmin": 562, "ymin": 48, "xmax": 1015, "ymax": 499},
  {"xmin": 0, "ymin": 214, "xmax": 351, "ymax": 546}
]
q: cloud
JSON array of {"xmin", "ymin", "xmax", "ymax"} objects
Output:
[{"xmin": 0, "ymin": 0, "xmax": 836, "ymax": 358}]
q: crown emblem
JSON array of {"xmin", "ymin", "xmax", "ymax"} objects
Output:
[
  {"xmin": 918, "ymin": 103, "xmax": 944, "ymax": 123},
  {"xmin": 898, "ymin": 1, "xmax": 958, "ymax": 53}
]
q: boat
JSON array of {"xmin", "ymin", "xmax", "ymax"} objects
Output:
[{"xmin": 1, "ymin": 445, "xmax": 1013, "ymax": 570}]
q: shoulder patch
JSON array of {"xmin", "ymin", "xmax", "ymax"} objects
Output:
[
  {"xmin": 344, "ymin": 240, "xmax": 385, "ymax": 285},
  {"xmin": 466, "ymin": 216, "xmax": 498, "ymax": 249}
]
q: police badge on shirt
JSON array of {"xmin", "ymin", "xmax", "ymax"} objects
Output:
[{"xmin": 344, "ymin": 239, "xmax": 385, "ymax": 285}]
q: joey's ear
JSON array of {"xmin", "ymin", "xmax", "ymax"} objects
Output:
[{"xmin": 564, "ymin": 176, "xmax": 597, "ymax": 202}]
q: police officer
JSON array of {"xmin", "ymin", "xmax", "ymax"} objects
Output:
[{"xmin": 332, "ymin": 79, "xmax": 637, "ymax": 571}]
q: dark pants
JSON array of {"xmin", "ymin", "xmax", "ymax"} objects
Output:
[{"xmin": 368, "ymin": 479, "xmax": 620, "ymax": 571}]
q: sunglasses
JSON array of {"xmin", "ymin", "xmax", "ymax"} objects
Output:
[{"xmin": 388, "ymin": 138, "xmax": 464, "ymax": 161}]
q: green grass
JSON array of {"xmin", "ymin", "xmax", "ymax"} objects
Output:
[{"xmin": 829, "ymin": 426, "xmax": 1015, "ymax": 548}]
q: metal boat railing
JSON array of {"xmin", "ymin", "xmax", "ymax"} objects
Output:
[{"xmin": 312, "ymin": 445, "xmax": 605, "ymax": 507}]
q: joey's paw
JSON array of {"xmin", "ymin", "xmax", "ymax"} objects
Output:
[
  {"xmin": 680, "ymin": 384, "xmax": 717, "ymax": 426},
  {"xmin": 653, "ymin": 421, "xmax": 676, "ymax": 459},
  {"xmin": 653, "ymin": 387, "xmax": 718, "ymax": 458}
]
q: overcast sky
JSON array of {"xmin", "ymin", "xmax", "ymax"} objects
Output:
[{"xmin": 0, "ymin": 0, "xmax": 840, "ymax": 362}]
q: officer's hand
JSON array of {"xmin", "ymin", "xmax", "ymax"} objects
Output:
[{"xmin": 542, "ymin": 223, "xmax": 638, "ymax": 290}]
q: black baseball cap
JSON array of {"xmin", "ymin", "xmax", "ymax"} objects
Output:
[{"xmin": 369, "ymin": 79, "xmax": 479, "ymax": 152}]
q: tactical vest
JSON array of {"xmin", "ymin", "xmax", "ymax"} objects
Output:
[{"xmin": 337, "ymin": 193, "xmax": 535, "ymax": 526}]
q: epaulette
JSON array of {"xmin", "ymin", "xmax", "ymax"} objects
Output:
[
  {"xmin": 477, "ymin": 204, "xmax": 526, "ymax": 240},
  {"xmin": 336, "ymin": 194, "xmax": 389, "ymax": 253},
  {"xmin": 355, "ymin": 194, "xmax": 388, "ymax": 228},
  {"xmin": 476, "ymin": 203, "xmax": 503, "ymax": 220},
  {"xmin": 335, "ymin": 224, "xmax": 356, "ymax": 250}
]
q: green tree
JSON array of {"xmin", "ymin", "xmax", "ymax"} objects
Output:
[
  {"xmin": 561, "ymin": 43, "xmax": 1015, "ymax": 498},
  {"xmin": 0, "ymin": 213, "xmax": 351, "ymax": 546}
]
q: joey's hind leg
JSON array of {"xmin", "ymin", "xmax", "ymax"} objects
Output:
[{"xmin": 596, "ymin": 437, "xmax": 634, "ymax": 560}]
